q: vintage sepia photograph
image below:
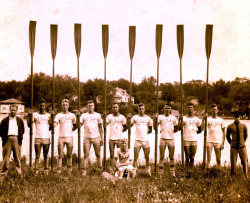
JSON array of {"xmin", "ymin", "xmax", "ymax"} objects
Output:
[{"xmin": 0, "ymin": 0, "xmax": 249, "ymax": 202}]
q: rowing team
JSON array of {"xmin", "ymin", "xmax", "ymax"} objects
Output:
[{"xmin": 0, "ymin": 99, "xmax": 248, "ymax": 179}]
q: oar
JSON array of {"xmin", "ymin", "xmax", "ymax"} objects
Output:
[
  {"xmin": 203, "ymin": 24, "xmax": 213, "ymax": 169},
  {"xmin": 50, "ymin": 24, "xmax": 58, "ymax": 170},
  {"xmin": 128, "ymin": 26, "xmax": 136, "ymax": 149},
  {"xmin": 29, "ymin": 20, "xmax": 36, "ymax": 167},
  {"xmin": 177, "ymin": 25, "xmax": 184, "ymax": 167},
  {"xmin": 102, "ymin": 24, "xmax": 109, "ymax": 171},
  {"xmin": 74, "ymin": 23, "xmax": 82, "ymax": 171},
  {"xmin": 155, "ymin": 24, "xmax": 163, "ymax": 174}
]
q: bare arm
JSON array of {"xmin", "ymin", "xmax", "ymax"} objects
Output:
[
  {"xmin": 226, "ymin": 126, "xmax": 231, "ymax": 144},
  {"xmin": 98, "ymin": 123, "xmax": 103, "ymax": 146},
  {"xmin": 220, "ymin": 127, "xmax": 226, "ymax": 149}
]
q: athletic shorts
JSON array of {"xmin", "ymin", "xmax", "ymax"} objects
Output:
[
  {"xmin": 184, "ymin": 140, "xmax": 197, "ymax": 147},
  {"xmin": 134, "ymin": 140, "xmax": 150, "ymax": 148},
  {"xmin": 206, "ymin": 142, "xmax": 221, "ymax": 148},
  {"xmin": 84, "ymin": 137, "xmax": 101, "ymax": 147},
  {"xmin": 58, "ymin": 136, "xmax": 73, "ymax": 146},
  {"xmin": 34, "ymin": 138, "xmax": 50, "ymax": 145},
  {"xmin": 160, "ymin": 139, "xmax": 175, "ymax": 147},
  {"xmin": 109, "ymin": 140, "xmax": 121, "ymax": 146}
]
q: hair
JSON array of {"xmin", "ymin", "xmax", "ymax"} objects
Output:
[
  {"xmin": 165, "ymin": 103, "xmax": 171, "ymax": 108},
  {"xmin": 113, "ymin": 102, "xmax": 119, "ymax": 106},
  {"xmin": 9, "ymin": 104, "xmax": 18, "ymax": 110},
  {"xmin": 87, "ymin": 100, "xmax": 94, "ymax": 105},
  {"xmin": 61, "ymin": 99, "xmax": 69, "ymax": 104},
  {"xmin": 138, "ymin": 103, "xmax": 144, "ymax": 107},
  {"xmin": 39, "ymin": 98, "xmax": 46, "ymax": 104},
  {"xmin": 233, "ymin": 111, "xmax": 241, "ymax": 117},
  {"xmin": 187, "ymin": 102, "xmax": 194, "ymax": 107},
  {"xmin": 211, "ymin": 103, "xmax": 217, "ymax": 108}
]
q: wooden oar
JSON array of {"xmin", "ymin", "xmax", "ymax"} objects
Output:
[
  {"xmin": 50, "ymin": 24, "xmax": 58, "ymax": 170},
  {"xmin": 176, "ymin": 25, "xmax": 184, "ymax": 167},
  {"xmin": 203, "ymin": 24, "xmax": 213, "ymax": 169},
  {"xmin": 102, "ymin": 24, "xmax": 109, "ymax": 171},
  {"xmin": 155, "ymin": 24, "xmax": 163, "ymax": 173},
  {"xmin": 29, "ymin": 20, "xmax": 36, "ymax": 167},
  {"xmin": 74, "ymin": 23, "xmax": 82, "ymax": 171},
  {"xmin": 128, "ymin": 26, "xmax": 136, "ymax": 149}
]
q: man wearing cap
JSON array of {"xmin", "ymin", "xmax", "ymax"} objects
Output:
[
  {"xmin": 106, "ymin": 103, "xmax": 127, "ymax": 173},
  {"xmin": 0, "ymin": 104, "xmax": 24, "ymax": 177},
  {"xmin": 80, "ymin": 100, "xmax": 103, "ymax": 176},
  {"xmin": 28, "ymin": 98, "xmax": 51, "ymax": 174},
  {"xmin": 226, "ymin": 112, "xmax": 248, "ymax": 178},
  {"xmin": 54, "ymin": 99, "xmax": 77, "ymax": 173}
]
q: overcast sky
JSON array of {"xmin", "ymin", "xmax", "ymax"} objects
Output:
[{"xmin": 0, "ymin": 0, "xmax": 249, "ymax": 84}]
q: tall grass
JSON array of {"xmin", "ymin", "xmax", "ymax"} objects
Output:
[{"xmin": 0, "ymin": 154, "xmax": 249, "ymax": 202}]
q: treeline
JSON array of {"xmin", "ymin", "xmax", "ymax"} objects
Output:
[{"xmin": 0, "ymin": 72, "xmax": 249, "ymax": 116}]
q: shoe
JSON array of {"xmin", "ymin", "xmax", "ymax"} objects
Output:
[{"xmin": 82, "ymin": 170, "xmax": 87, "ymax": 176}]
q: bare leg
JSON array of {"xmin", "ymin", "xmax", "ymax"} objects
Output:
[
  {"xmin": 133, "ymin": 147, "xmax": 140, "ymax": 168},
  {"xmin": 109, "ymin": 141, "xmax": 115, "ymax": 169},
  {"xmin": 206, "ymin": 146, "xmax": 212, "ymax": 169},
  {"xmin": 159, "ymin": 140, "xmax": 167, "ymax": 169},
  {"xmin": 43, "ymin": 144, "xmax": 50, "ymax": 170},
  {"xmin": 184, "ymin": 146, "xmax": 190, "ymax": 169},
  {"xmin": 214, "ymin": 147, "xmax": 221, "ymax": 170},
  {"xmin": 189, "ymin": 145, "xmax": 197, "ymax": 168},
  {"xmin": 93, "ymin": 141, "xmax": 102, "ymax": 168},
  {"xmin": 34, "ymin": 144, "xmax": 41, "ymax": 169},
  {"xmin": 83, "ymin": 139, "xmax": 91, "ymax": 169}
]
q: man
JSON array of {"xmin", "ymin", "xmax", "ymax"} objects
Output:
[
  {"xmin": 128, "ymin": 103, "xmax": 153, "ymax": 176},
  {"xmin": 154, "ymin": 103, "xmax": 178, "ymax": 176},
  {"xmin": 54, "ymin": 99, "xmax": 77, "ymax": 173},
  {"xmin": 226, "ymin": 112, "xmax": 248, "ymax": 178},
  {"xmin": 181, "ymin": 102, "xmax": 201, "ymax": 169},
  {"xmin": 206, "ymin": 104, "xmax": 225, "ymax": 169},
  {"xmin": 0, "ymin": 104, "xmax": 24, "ymax": 176},
  {"xmin": 28, "ymin": 98, "xmax": 51, "ymax": 174},
  {"xmin": 114, "ymin": 136, "xmax": 134, "ymax": 179},
  {"xmin": 80, "ymin": 100, "xmax": 103, "ymax": 176},
  {"xmin": 106, "ymin": 103, "xmax": 126, "ymax": 173}
]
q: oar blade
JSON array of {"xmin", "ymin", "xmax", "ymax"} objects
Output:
[
  {"xmin": 50, "ymin": 24, "xmax": 58, "ymax": 60},
  {"xmin": 102, "ymin": 25, "xmax": 109, "ymax": 58},
  {"xmin": 74, "ymin": 24, "xmax": 82, "ymax": 58},
  {"xmin": 205, "ymin": 24, "xmax": 213, "ymax": 60},
  {"xmin": 177, "ymin": 25, "xmax": 184, "ymax": 60},
  {"xmin": 155, "ymin": 24, "xmax": 163, "ymax": 58},
  {"xmin": 129, "ymin": 26, "xmax": 136, "ymax": 60},
  {"xmin": 29, "ymin": 21, "xmax": 37, "ymax": 58}
]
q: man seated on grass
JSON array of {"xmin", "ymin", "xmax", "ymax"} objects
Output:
[
  {"xmin": 180, "ymin": 102, "xmax": 202, "ymax": 170},
  {"xmin": 28, "ymin": 98, "xmax": 51, "ymax": 174},
  {"xmin": 206, "ymin": 104, "xmax": 225, "ymax": 169},
  {"xmin": 127, "ymin": 103, "xmax": 153, "ymax": 176},
  {"xmin": 226, "ymin": 111, "xmax": 248, "ymax": 178},
  {"xmin": 114, "ymin": 136, "xmax": 135, "ymax": 179},
  {"xmin": 54, "ymin": 99, "xmax": 77, "ymax": 173},
  {"xmin": 106, "ymin": 103, "xmax": 127, "ymax": 174},
  {"xmin": 153, "ymin": 103, "xmax": 179, "ymax": 177}
]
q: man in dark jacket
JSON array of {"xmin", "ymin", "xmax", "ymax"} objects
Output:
[
  {"xmin": 0, "ymin": 104, "xmax": 25, "ymax": 176},
  {"xmin": 226, "ymin": 111, "xmax": 248, "ymax": 178}
]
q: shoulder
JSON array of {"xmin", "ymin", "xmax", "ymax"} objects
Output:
[
  {"xmin": 95, "ymin": 112, "xmax": 101, "ymax": 117},
  {"xmin": 1, "ymin": 116, "xmax": 9, "ymax": 122}
]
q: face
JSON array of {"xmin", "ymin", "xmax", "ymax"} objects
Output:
[
  {"xmin": 88, "ymin": 103, "xmax": 95, "ymax": 112},
  {"xmin": 211, "ymin": 106, "xmax": 218, "ymax": 115},
  {"xmin": 121, "ymin": 140, "xmax": 128, "ymax": 149},
  {"xmin": 138, "ymin": 105, "xmax": 145, "ymax": 115},
  {"xmin": 164, "ymin": 105, "xmax": 171, "ymax": 114},
  {"xmin": 10, "ymin": 106, "xmax": 17, "ymax": 117},
  {"xmin": 234, "ymin": 116, "xmax": 240, "ymax": 122},
  {"xmin": 62, "ymin": 102, "xmax": 69, "ymax": 111},
  {"xmin": 187, "ymin": 105, "xmax": 194, "ymax": 113},
  {"xmin": 39, "ymin": 102, "xmax": 46, "ymax": 112},
  {"xmin": 112, "ymin": 104, "xmax": 119, "ymax": 113}
]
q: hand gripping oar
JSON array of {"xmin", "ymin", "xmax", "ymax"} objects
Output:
[
  {"xmin": 155, "ymin": 24, "xmax": 163, "ymax": 173},
  {"xmin": 176, "ymin": 25, "xmax": 184, "ymax": 167},
  {"xmin": 102, "ymin": 25, "xmax": 109, "ymax": 171},
  {"xmin": 128, "ymin": 26, "xmax": 136, "ymax": 149},
  {"xmin": 50, "ymin": 24, "xmax": 58, "ymax": 170},
  {"xmin": 203, "ymin": 24, "xmax": 213, "ymax": 169},
  {"xmin": 74, "ymin": 23, "xmax": 82, "ymax": 171},
  {"xmin": 29, "ymin": 20, "xmax": 36, "ymax": 167}
]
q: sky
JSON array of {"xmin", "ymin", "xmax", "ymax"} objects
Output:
[{"xmin": 0, "ymin": 0, "xmax": 249, "ymax": 84}]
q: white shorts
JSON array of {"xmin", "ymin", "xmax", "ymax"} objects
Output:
[{"xmin": 134, "ymin": 140, "xmax": 150, "ymax": 148}]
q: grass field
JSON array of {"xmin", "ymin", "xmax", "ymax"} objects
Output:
[{"xmin": 0, "ymin": 156, "xmax": 249, "ymax": 203}]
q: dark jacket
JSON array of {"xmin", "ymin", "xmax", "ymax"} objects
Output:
[
  {"xmin": 226, "ymin": 122, "xmax": 248, "ymax": 148},
  {"xmin": 0, "ymin": 116, "xmax": 25, "ymax": 146}
]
